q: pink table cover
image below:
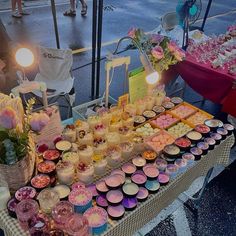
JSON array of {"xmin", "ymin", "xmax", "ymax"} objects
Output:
[{"xmin": 161, "ymin": 54, "xmax": 236, "ymax": 117}]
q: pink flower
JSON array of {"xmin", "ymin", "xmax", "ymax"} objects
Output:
[
  {"xmin": 0, "ymin": 107, "xmax": 17, "ymax": 129},
  {"xmin": 167, "ymin": 41, "xmax": 178, "ymax": 53},
  {"xmin": 151, "ymin": 46, "xmax": 164, "ymax": 60},
  {"xmin": 30, "ymin": 113, "xmax": 50, "ymax": 132},
  {"xmin": 174, "ymin": 48, "xmax": 185, "ymax": 61},
  {"xmin": 151, "ymin": 34, "xmax": 164, "ymax": 44},
  {"xmin": 128, "ymin": 27, "xmax": 137, "ymax": 39}
]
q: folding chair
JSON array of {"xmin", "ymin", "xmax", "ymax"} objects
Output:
[{"xmin": 33, "ymin": 46, "xmax": 75, "ymax": 118}]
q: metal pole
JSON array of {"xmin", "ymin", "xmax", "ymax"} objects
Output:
[
  {"xmin": 91, "ymin": 0, "xmax": 98, "ymax": 100},
  {"xmin": 95, "ymin": 0, "xmax": 104, "ymax": 98},
  {"xmin": 50, "ymin": 0, "xmax": 60, "ymax": 49},
  {"xmin": 201, "ymin": 0, "xmax": 212, "ymax": 31}
]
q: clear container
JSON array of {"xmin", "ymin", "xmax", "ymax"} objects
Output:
[
  {"xmin": 37, "ymin": 188, "xmax": 60, "ymax": 214},
  {"xmin": 77, "ymin": 165, "xmax": 94, "ymax": 184},
  {"xmin": 66, "ymin": 213, "xmax": 91, "ymax": 236},
  {"xmin": 16, "ymin": 199, "xmax": 39, "ymax": 230},
  {"xmin": 56, "ymin": 161, "xmax": 75, "ymax": 185}
]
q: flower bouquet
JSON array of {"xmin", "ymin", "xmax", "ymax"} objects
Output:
[
  {"xmin": 128, "ymin": 28, "xmax": 185, "ymax": 73},
  {"xmin": 0, "ymin": 96, "xmax": 50, "ymax": 191}
]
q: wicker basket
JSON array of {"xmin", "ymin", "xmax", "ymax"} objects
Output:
[{"xmin": 0, "ymin": 136, "xmax": 36, "ymax": 192}]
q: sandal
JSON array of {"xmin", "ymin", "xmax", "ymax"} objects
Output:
[
  {"xmin": 81, "ymin": 5, "xmax": 87, "ymax": 16},
  {"xmin": 12, "ymin": 11, "xmax": 22, "ymax": 18},
  {"xmin": 63, "ymin": 9, "xmax": 76, "ymax": 16}
]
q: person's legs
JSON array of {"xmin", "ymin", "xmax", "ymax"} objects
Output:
[
  {"xmin": 64, "ymin": 0, "xmax": 76, "ymax": 16},
  {"xmin": 16, "ymin": 0, "xmax": 23, "ymax": 13},
  {"xmin": 11, "ymin": 0, "xmax": 22, "ymax": 17},
  {"xmin": 80, "ymin": 0, "xmax": 87, "ymax": 16}
]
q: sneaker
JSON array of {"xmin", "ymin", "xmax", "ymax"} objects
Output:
[{"xmin": 12, "ymin": 11, "xmax": 22, "ymax": 18}]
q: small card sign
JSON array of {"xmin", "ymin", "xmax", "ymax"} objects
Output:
[
  {"xmin": 118, "ymin": 93, "xmax": 129, "ymax": 109},
  {"xmin": 32, "ymin": 104, "xmax": 63, "ymax": 148}
]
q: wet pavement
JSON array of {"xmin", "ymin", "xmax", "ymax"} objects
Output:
[{"xmin": 0, "ymin": 0, "xmax": 236, "ymax": 236}]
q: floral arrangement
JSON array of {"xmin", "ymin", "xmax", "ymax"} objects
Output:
[
  {"xmin": 0, "ymin": 98, "xmax": 50, "ymax": 165},
  {"xmin": 128, "ymin": 28, "xmax": 185, "ymax": 72}
]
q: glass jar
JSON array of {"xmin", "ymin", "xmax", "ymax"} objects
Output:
[
  {"xmin": 66, "ymin": 213, "xmax": 91, "ymax": 236},
  {"xmin": 16, "ymin": 199, "xmax": 39, "ymax": 230},
  {"xmin": 37, "ymin": 188, "xmax": 60, "ymax": 214},
  {"xmin": 56, "ymin": 161, "xmax": 75, "ymax": 185}
]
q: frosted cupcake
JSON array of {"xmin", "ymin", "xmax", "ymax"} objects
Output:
[
  {"xmin": 78, "ymin": 145, "xmax": 94, "ymax": 165},
  {"xmin": 124, "ymin": 104, "xmax": 137, "ymax": 117},
  {"xmin": 94, "ymin": 123, "xmax": 108, "ymax": 138},
  {"xmin": 77, "ymin": 163, "xmax": 94, "ymax": 184},
  {"xmin": 63, "ymin": 125, "xmax": 76, "ymax": 143},
  {"xmin": 87, "ymin": 115, "xmax": 102, "ymax": 130},
  {"xmin": 118, "ymin": 126, "xmax": 134, "ymax": 142},
  {"xmin": 122, "ymin": 112, "xmax": 134, "ymax": 128},
  {"xmin": 106, "ymin": 132, "xmax": 120, "ymax": 146},
  {"xmin": 135, "ymin": 99, "xmax": 147, "ymax": 115},
  {"xmin": 106, "ymin": 145, "xmax": 122, "ymax": 167},
  {"xmin": 120, "ymin": 142, "xmax": 134, "ymax": 160},
  {"xmin": 77, "ymin": 130, "xmax": 93, "ymax": 146},
  {"xmin": 93, "ymin": 137, "xmax": 108, "ymax": 155},
  {"xmin": 144, "ymin": 96, "xmax": 156, "ymax": 110},
  {"xmin": 75, "ymin": 120, "xmax": 90, "ymax": 138}
]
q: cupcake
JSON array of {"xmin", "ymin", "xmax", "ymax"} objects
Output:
[
  {"xmin": 106, "ymin": 132, "xmax": 121, "ymax": 146},
  {"xmin": 120, "ymin": 142, "xmax": 134, "ymax": 160},
  {"xmin": 78, "ymin": 145, "xmax": 93, "ymax": 165},
  {"xmin": 93, "ymin": 138, "xmax": 108, "ymax": 155},
  {"xmin": 77, "ymin": 130, "xmax": 94, "ymax": 146},
  {"xmin": 106, "ymin": 145, "xmax": 122, "ymax": 167},
  {"xmin": 62, "ymin": 125, "xmax": 76, "ymax": 143}
]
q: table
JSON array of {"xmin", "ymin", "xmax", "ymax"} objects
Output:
[
  {"xmin": 0, "ymin": 135, "xmax": 234, "ymax": 236},
  {"xmin": 162, "ymin": 54, "xmax": 236, "ymax": 117}
]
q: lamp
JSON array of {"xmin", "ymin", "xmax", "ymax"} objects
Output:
[
  {"xmin": 113, "ymin": 36, "xmax": 160, "ymax": 87},
  {"xmin": 13, "ymin": 47, "xmax": 48, "ymax": 108}
]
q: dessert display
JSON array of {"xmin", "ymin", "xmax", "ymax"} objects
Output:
[
  {"xmin": 106, "ymin": 132, "xmax": 121, "ymax": 146},
  {"xmin": 93, "ymin": 137, "xmax": 108, "ymax": 155},
  {"xmin": 145, "ymin": 180, "xmax": 160, "ymax": 193},
  {"xmin": 55, "ymin": 140, "xmax": 72, "ymax": 152},
  {"xmin": 131, "ymin": 171, "xmax": 147, "ymax": 186},
  {"xmin": 152, "ymin": 105, "xmax": 165, "ymax": 114},
  {"xmin": 155, "ymin": 158, "xmax": 167, "ymax": 171},
  {"xmin": 87, "ymin": 115, "xmax": 102, "ymax": 130},
  {"xmin": 122, "ymin": 183, "xmax": 139, "ymax": 197},
  {"xmin": 75, "ymin": 119, "xmax": 90, "ymax": 134},
  {"xmin": 167, "ymin": 122, "xmax": 192, "ymax": 138},
  {"xmin": 146, "ymin": 131, "xmax": 175, "ymax": 153},
  {"xmin": 31, "ymin": 174, "xmax": 51, "ymax": 191},
  {"xmin": 77, "ymin": 163, "xmax": 94, "ymax": 184},
  {"xmin": 37, "ymin": 188, "xmax": 60, "ymax": 214},
  {"xmin": 122, "ymin": 197, "xmax": 138, "ymax": 210},
  {"xmin": 143, "ymin": 110, "xmax": 156, "ymax": 120},
  {"xmin": 204, "ymin": 119, "xmax": 223, "ymax": 130},
  {"xmin": 96, "ymin": 195, "xmax": 109, "ymax": 209},
  {"xmin": 158, "ymin": 173, "xmax": 170, "ymax": 185},
  {"xmin": 107, "ymin": 205, "xmax": 125, "ymax": 220},
  {"xmin": 194, "ymin": 124, "xmax": 210, "ymax": 136},
  {"xmin": 62, "ymin": 151, "xmax": 79, "ymax": 167},
  {"xmin": 77, "ymin": 130, "xmax": 94, "ymax": 146},
  {"xmin": 43, "ymin": 149, "xmax": 60, "ymax": 163},
  {"xmin": 15, "ymin": 186, "xmax": 37, "ymax": 201},
  {"xmin": 135, "ymin": 123, "xmax": 160, "ymax": 137},
  {"xmin": 56, "ymin": 161, "xmax": 75, "ymax": 185},
  {"xmin": 190, "ymin": 147, "xmax": 203, "ymax": 160},
  {"xmin": 143, "ymin": 164, "xmax": 159, "ymax": 179},
  {"xmin": 187, "ymin": 112, "xmax": 212, "ymax": 126},
  {"xmin": 204, "ymin": 137, "xmax": 216, "ymax": 150},
  {"xmin": 134, "ymin": 115, "xmax": 146, "ymax": 126},
  {"xmin": 142, "ymin": 150, "xmax": 157, "ymax": 162},
  {"xmin": 94, "ymin": 123, "xmax": 108, "ymax": 137},
  {"xmin": 106, "ymin": 145, "xmax": 122, "ymax": 167},
  {"xmin": 163, "ymin": 144, "xmax": 180, "ymax": 158},
  {"xmin": 69, "ymin": 188, "xmax": 93, "ymax": 213},
  {"xmin": 78, "ymin": 144, "xmax": 93, "ymax": 165},
  {"xmin": 170, "ymin": 104, "xmax": 196, "ymax": 119},
  {"xmin": 118, "ymin": 126, "xmax": 133, "ymax": 142},
  {"xmin": 162, "ymin": 101, "xmax": 175, "ymax": 110},
  {"xmin": 217, "ymin": 128, "xmax": 228, "ymax": 139},
  {"xmin": 171, "ymin": 97, "xmax": 183, "ymax": 105},
  {"xmin": 174, "ymin": 137, "xmax": 191, "ymax": 150},
  {"xmin": 182, "ymin": 153, "xmax": 195, "ymax": 164},
  {"xmin": 106, "ymin": 190, "xmax": 124, "ymax": 205},
  {"xmin": 62, "ymin": 125, "xmax": 76, "ymax": 143},
  {"xmin": 53, "ymin": 184, "xmax": 71, "ymax": 200},
  {"xmin": 84, "ymin": 206, "xmax": 108, "ymax": 234},
  {"xmin": 151, "ymin": 113, "xmax": 178, "ymax": 129},
  {"xmin": 121, "ymin": 163, "xmax": 137, "ymax": 176},
  {"xmin": 165, "ymin": 164, "xmax": 179, "ymax": 178},
  {"xmin": 186, "ymin": 131, "xmax": 202, "ymax": 143},
  {"xmin": 120, "ymin": 141, "xmax": 134, "ymax": 160},
  {"xmin": 137, "ymin": 187, "xmax": 149, "ymax": 201}
]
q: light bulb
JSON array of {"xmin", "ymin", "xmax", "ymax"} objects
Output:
[
  {"xmin": 145, "ymin": 71, "xmax": 159, "ymax": 85},
  {"xmin": 15, "ymin": 48, "xmax": 34, "ymax": 68}
]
